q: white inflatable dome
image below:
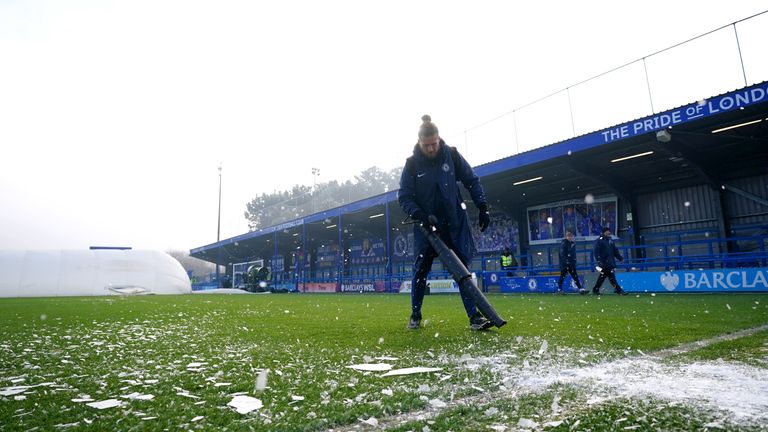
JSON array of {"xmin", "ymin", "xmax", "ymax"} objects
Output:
[{"xmin": 0, "ymin": 249, "xmax": 191, "ymax": 297}]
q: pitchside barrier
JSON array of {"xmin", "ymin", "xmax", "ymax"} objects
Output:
[
  {"xmin": 207, "ymin": 230, "xmax": 767, "ymax": 293},
  {"xmin": 292, "ymin": 261, "xmax": 768, "ymax": 294},
  {"xmin": 290, "ymin": 267, "xmax": 768, "ymax": 293},
  {"xmin": 234, "ymin": 266, "xmax": 768, "ymax": 294},
  {"xmin": 488, "ymin": 267, "xmax": 768, "ymax": 294},
  {"xmin": 191, "ymin": 283, "xmax": 219, "ymax": 291}
]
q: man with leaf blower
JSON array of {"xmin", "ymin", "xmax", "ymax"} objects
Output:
[{"xmin": 398, "ymin": 114, "xmax": 499, "ymax": 331}]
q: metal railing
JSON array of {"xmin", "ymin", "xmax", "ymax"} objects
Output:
[
  {"xmin": 510, "ymin": 233, "xmax": 768, "ymax": 276},
  {"xmin": 457, "ymin": 10, "xmax": 768, "ymax": 165},
  {"xmin": 253, "ymin": 233, "xmax": 768, "ymax": 293}
]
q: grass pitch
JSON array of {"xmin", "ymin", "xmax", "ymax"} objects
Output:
[{"xmin": 1, "ymin": 293, "xmax": 767, "ymax": 431}]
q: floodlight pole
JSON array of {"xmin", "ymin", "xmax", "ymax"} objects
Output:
[
  {"xmin": 216, "ymin": 164, "xmax": 222, "ymax": 284},
  {"xmin": 311, "ymin": 167, "xmax": 320, "ymax": 213}
]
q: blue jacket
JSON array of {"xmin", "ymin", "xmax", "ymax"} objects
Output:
[
  {"xmin": 398, "ymin": 141, "xmax": 487, "ymax": 263},
  {"xmin": 593, "ymin": 234, "xmax": 623, "ymax": 270},
  {"xmin": 559, "ymin": 238, "xmax": 577, "ymax": 269}
]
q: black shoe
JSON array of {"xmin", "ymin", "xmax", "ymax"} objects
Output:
[
  {"xmin": 469, "ymin": 312, "xmax": 492, "ymax": 331},
  {"xmin": 407, "ymin": 313, "xmax": 421, "ymax": 329},
  {"xmin": 578, "ymin": 288, "xmax": 587, "ymax": 295},
  {"xmin": 407, "ymin": 317, "xmax": 420, "ymax": 329},
  {"xmin": 592, "ymin": 287, "xmax": 600, "ymax": 295},
  {"xmin": 555, "ymin": 289, "xmax": 565, "ymax": 295},
  {"xmin": 615, "ymin": 288, "xmax": 628, "ymax": 296}
]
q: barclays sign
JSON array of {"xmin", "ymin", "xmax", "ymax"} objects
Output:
[
  {"xmin": 620, "ymin": 268, "xmax": 768, "ymax": 293},
  {"xmin": 682, "ymin": 270, "xmax": 768, "ymax": 290}
]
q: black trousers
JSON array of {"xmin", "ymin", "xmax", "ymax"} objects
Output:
[
  {"xmin": 557, "ymin": 265, "xmax": 582, "ymax": 290},
  {"xmin": 593, "ymin": 268, "xmax": 622, "ymax": 290},
  {"xmin": 411, "ymin": 245, "xmax": 476, "ymax": 318}
]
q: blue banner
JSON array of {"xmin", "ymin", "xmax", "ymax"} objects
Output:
[
  {"xmin": 618, "ymin": 268, "xmax": 768, "ymax": 293},
  {"xmin": 391, "ymin": 232, "xmax": 414, "ymax": 261},
  {"xmin": 350, "ymin": 237, "xmax": 386, "ymax": 265},
  {"xmin": 599, "ymin": 84, "xmax": 768, "ymax": 144},
  {"xmin": 270, "ymin": 255, "xmax": 284, "ymax": 272},
  {"xmin": 315, "ymin": 244, "xmax": 338, "ymax": 268},
  {"xmin": 498, "ymin": 276, "xmax": 583, "ymax": 293},
  {"xmin": 476, "ymin": 81, "xmax": 768, "ymax": 179},
  {"xmin": 527, "ymin": 197, "xmax": 616, "ymax": 244}
]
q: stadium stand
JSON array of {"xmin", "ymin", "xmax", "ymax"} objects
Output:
[
  {"xmin": 191, "ymin": 78, "xmax": 768, "ymax": 293},
  {"xmin": 191, "ymin": 15, "xmax": 768, "ymax": 294}
]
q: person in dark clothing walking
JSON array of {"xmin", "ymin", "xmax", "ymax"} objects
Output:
[
  {"xmin": 591, "ymin": 227, "xmax": 627, "ymax": 295},
  {"xmin": 399, "ymin": 115, "xmax": 492, "ymax": 331},
  {"xmin": 557, "ymin": 230, "xmax": 585, "ymax": 294}
]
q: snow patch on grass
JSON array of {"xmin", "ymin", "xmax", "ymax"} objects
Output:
[{"xmin": 461, "ymin": 335, "xmax": 768, "ymax": 425}]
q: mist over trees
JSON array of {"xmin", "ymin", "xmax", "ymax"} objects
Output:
[
  {"xmin": 244, "ymin": 166, "xmax": 402, "ymax": 231},
  {"xmin": 167, "ymin": 249, "xmax": 215, "ymax": 279}
]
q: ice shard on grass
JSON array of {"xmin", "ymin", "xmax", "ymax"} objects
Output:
[
  {"xmin": 517, "ymin": 418, "xmax": 538, "ymax": 428},
  {"xmin": 375, "ymin": 356, "xmax": 399, "ymax": 361},
  {"xmin": 429, "ymin": 398, "xmax": 447, "ymax": 408},
  {"xmin": 381, "ymin": 367, "xmax": 442, "ymax": 377},
  {"xmin": 347, "ymin": 363, "xmax": 393, "ymax": 372},
  {"xmin": 227, "ymin": 395, "xmax": 263, "ymax": 414},
  {"xmin": 0, "ymin": 387, "xmax": 29, "ymax": 396},
  {"xmin": 86, "ymin": 399, "xmax": 123, "ymax": 409},
  {"xmin": 255, "ymin": 369, "xmax": 269, "ymax": 391},
  {"xmin": 121, "ymin": 392, "xmax": 154, "ymax": 400}
]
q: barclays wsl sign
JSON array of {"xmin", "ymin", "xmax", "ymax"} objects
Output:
[{"xmin": 620, "ymin": 268, "xmax": 768, "ymax": 293}]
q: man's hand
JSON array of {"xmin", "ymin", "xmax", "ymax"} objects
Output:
[
  {"xmin": 413, "ymin": 211, "xmax": 439, "ymax": 232},
  {"xmin": 478, "ymin": 204, "xmax": 490, "ymax": 232},
  {"xmin": 426, "ymin": 214, "xmax": 439, "ymax": 232}
]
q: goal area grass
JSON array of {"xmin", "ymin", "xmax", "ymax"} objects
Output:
[{"xmin": 1, "ymin": 292, "xmax": 766, "ymax": 431}]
